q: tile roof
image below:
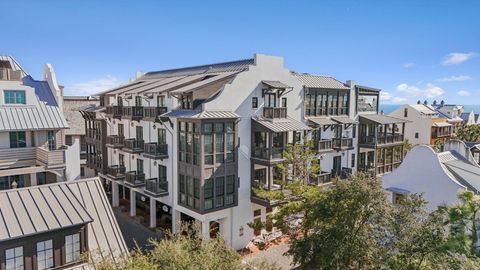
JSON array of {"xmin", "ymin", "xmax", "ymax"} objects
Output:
[
  {"xmin": 0, "ymin": 76, "xmax": 69, "ymax": 131},
  {"xmin": 0, "ymin": 178, "xmax": 127, "ymax": 263},
  {"xmin": 294, "ymin": 73, "xmax": 350, "ymax": 90},
  {"xmin": 253, "ymin": 117, "xmax": 311, "ymax": 132}
]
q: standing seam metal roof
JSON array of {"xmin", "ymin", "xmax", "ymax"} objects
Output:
[{"xmin": 294, "ymin": 74, "xmax": 350, "ymax": 90}]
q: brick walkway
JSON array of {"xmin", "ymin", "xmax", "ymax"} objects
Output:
[{"xmin": 113, "ymin": 208, "xmax": 164, "ymax": 250}]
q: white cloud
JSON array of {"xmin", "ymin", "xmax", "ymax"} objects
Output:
[
  {"xmin": 380, "ymin": 91, "xmax": 407, "ymax": 104},
  {"xmin": 403, "ymin": 63, "xmax": 415, "ymax": 68},
  {"xmin": 457, "ymin": 90, "xmax": 471, "ymax": 97},
  {"xmin": 64, "ymin": 75, "xmax": 122, "ymax": 96},
  {"xmin": 396, "ymin": 83, "xmax": 444, "ymax": 98},
  {"xmin": 441, "ymin": 52, "xmax": 477, "ymax": 65},
  {"xmin": 436, "ymin": 75, "xmax": 472, "ymax": 82}
]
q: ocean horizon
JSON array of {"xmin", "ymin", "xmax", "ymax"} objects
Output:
[{"xmin": 380, "ymin": 104, "xmax": 480, "ymax": 115}]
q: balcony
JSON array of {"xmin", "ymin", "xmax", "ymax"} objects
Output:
[
  {"xmin": 143, "ymin": 143, "xmax": 168, "ymax": 159},
  {"xmin": 251, "ymin": 183, "xmax": 285, "ymax": 207},
  {"xmin": 252, "ymin": 147, "xmax": 284, "ymax": 161},
  {"xmin": 314, "ymin": 139, "xmax": 333, "ymax": 153},
  {"xmin": 36, "ymin": 147, "xmax": 66, "ymax": 169},
  {"xmin": 332, "ymin": 138, "xmax": 353, "ymax": 150},
  {"xmin": 122, "ymin": 106, "xmax": 143, "ymax": 121},
  {"xmin": 123, "ymin": 139, "xmax": 144, "ymax": 153},
  {"xmin": 309, "ymin": 171, "xmax": 332, "ymax": 185},
  {"xmin": 331, "ymin": 167, "xmax": 352, "ymax": 179},
  {"xmin": 106, "ymin": 165, "xmax": 126, "ymax": 180},
  {"xmin": 86, "ymin": 153, "xmax": 103, "ymax": 171},
  {"xmin": 359, "ymin": 133, "xmax": 404, "ymax": 148},
  {"xmin": 143, "ymin": 107, "xmax": 168, "ymax": 121},
  {"xmin": 0, "ymin": 68, "xmax": 22, "ymax": 81},
  {"xmin": 106, "ymin": 105, "xmax": 122, "ymax": 119},
  {"xmin": 144, "ymin": 178, "xmax": 168, "ymax": 197},
  {"xmin": 263, "ymin": 107, "xmax": 287, "ymax": 119},
  {"xmin": 125, "ymin": 171, "xmax": 145, "ymax": 187},
  {"xmin": 106, "ymin": 135, "xmax": 125, "ymax": 148},
  {"xmin": 0, "ymin": 147, "xmax": 37, "ymax": 169}
]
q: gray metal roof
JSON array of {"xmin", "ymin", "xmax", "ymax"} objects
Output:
[
  {"xmin": 143, "ymin": 58, "xmax": 253, "ymax": 79},
  {"xmin": 0, "ymin": 182, "xmax": 93, "ymax": 242},
  {"xmin": 141, "ymin": 75, "xmax": 207, "ymax": 95},
  {"xmin": 163, "ymin": 109, "xmax": 239, "ymax": 119},
  {"xmin": 262, "ymin": 80, "xmax": 291, "ymax": 89},
  {"xmin": 308, "ymin": 117, "xmax": 337, "ymax": 126},
  {"xmin": 0, "ymin": 76, "xmax": 69, "ymax": 131},
  {"xmin": 169, "ymin": 72, "xmax": 238, "ymax": 95},
  {"xmin": 331, "ymin": 116, "xmax": 357, "ymax": 125},
  {"xmin": 294, "ymin": 74, "xmax": 349, "ymax": 90},
  {"xmin": 253, "ymin": 117, "xmax": 311, "ymax": 132},
  {"xmin": 444, "ymin": 159, "xmax": 480, "ymax": 193},
  {"xmin": 124, "ymin": 76, "xmax": 188, "ymax": 95},
  {"xmin": 0, "ymin": 178, "xmax": 128, "ymax": 262},
  {"xmin": 359, "ymin": 114, "xmax": 409, "ymax": 125}
]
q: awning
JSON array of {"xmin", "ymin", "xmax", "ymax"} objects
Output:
[
  {"xmin": 169, "ymin": 72, "xmax": 238, "ymax": 95},
  {"xmin": 331, "ymin": 117, "xmax": 357, "ymax": 125},
  {"xmin": 262, "ymin": 80, "xmax": 291, "ymax": 89},
  {"xmin": 386, "ymin": 187, "xmax": 410, "ymax": 194},
  {"xmin": 433, "ymin": 122, "xmax": 452, "ymax": 127},
  {"xmin": 253, "ymin": 117, "xmax": 311, "ymax": 133},
  {"xmin": 308, "ymin": 117, "xmax": 337, "ymax": 126},
  {"xmin": 359, "ymin": 114, "xmax": 409, "ymax": 125}
]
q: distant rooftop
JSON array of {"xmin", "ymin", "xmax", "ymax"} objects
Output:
[{"xmin": 294, "ymin": 73, "xmax": 349, "ymax": 90}]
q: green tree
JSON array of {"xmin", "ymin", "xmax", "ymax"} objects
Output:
[
  {"xmin": 89, "ymin": 224, "xmax": 280, "ymax": 270},
  {"xmin": 276, "ymin": 139, "xmax": 320, "ymax": 185},
  {"xmin": 440, "ymin": 191, "xmax": 480, "ymax": 256},
  {"xmin": 456, "ymin": 124, "xmax": 480, "ymax": 142}
]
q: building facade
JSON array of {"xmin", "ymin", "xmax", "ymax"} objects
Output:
[
  {"xmin": 81, "ymin": 54, "xmax": 407, "ymax": 249},
  {"xmin": 0, "ymin": 56, "xmax": 77, "ymax": 190}
]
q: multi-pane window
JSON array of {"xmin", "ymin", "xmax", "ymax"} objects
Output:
[
  {"xmin": 0, "ymin": 175, "xmax": 25, "ymax": 190},
  {"xmin": 157, "ymin": 95, "xmax": 165, "ymax": 107},
  {"xmin": 204, "ymin": 179, "xmax": 214, "ymax": 210},
  {"xmin": 65, "ymin": 233, "xmax": 80, "ymax": 263},
  {"xmin": 9, "ymin": 132, "xmax": 26, "ymax": 148},
  {"xmin": 179, "ymin": 121, "xmax": 200, "ymax": 165},
  {"xmin": 4, "ymin": 90, "xmax": 26, "ymax": 104},
  {"xmin": 36, "ymin": 240, "xmax": 53, "ymax": 270},
  {"xmin": 135, "ymin": 96, "xmax": 142, "ymax": 107},
  {"xmin": 215, "ymin": 177, "xmax": 224, "ymax": 208},
  {"xmin": 158, "ymin": 165, "xmax": 167, "ymax": 181},
  {"xmin": 225, "ymin": 175, "xmax": 235, "ymax": 205},
  {"xmin": 305, "ymin": 90, "xmax": 349, "ymax": 117},
  {"xmin": 158, "ymin": 129, "xmax": 166, "ymax": 145},
  {"xmin": 252, "ymin": 97, "xmax": 258, "ymax": 108},
  {"xmin": 179, "ymin": 175, "xmax": 186, "ymax": 204},
  {"xmin": 180, "ymin": 94, "xmax": 192, "ymax": 109},
  {"xmin": 47, "ymin": 130, "xmax": 56, "ymax": 150},
  {"xmin": 5, "ymin": 246, "xmax": 23, "ymax": 270}
]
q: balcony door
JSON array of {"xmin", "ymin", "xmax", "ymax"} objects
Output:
[
  {"xmin": 136, "ymin": 126, "xmax": 143, "ymax": 141},
  {"xmin": 117, "ymin": 96, "xmax": 123, "ymax": 107},
  {"xmin": 264, "ymin": 93, "xmax": 276, "ymax": 107},
  {"xmin": 118, "ymin": 124, "xmax": 124, "ymax": 137},
  {"xmin": 119, "ymin": 154, "xmax": 124, "ymax": 167},
  {"xmin": 47, "ymin": 130, "xmax": 56, "ymax": 150},
  {"xmin": 158, "ymin": 129, "xmax": 166, "ymax": 145},
  {"xmin": 333, "ymin": 156, "xmax": 342, "ymax": 173},
  {"xmin": 137, "ymin": 159, "xmax": 144, "ymax": 174},
  {"xmin": 157, "ymin": 95, "xmax": 165, "ymax": 107},
  {"xmin": 135, "ymin": 96, "xmax": 142, "ymax": 107}
]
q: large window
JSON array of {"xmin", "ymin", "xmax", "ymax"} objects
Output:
[
  {"xmin": 0, "ymin": 175, "xmax": 25, "ymax": 190},
  {"xmin": 4, "ymin": 90, "xmax": 26, "ymax": 104},
  {"xmin": 179, "ymin": 122, "xmax": 200, "ymax": 165},
  {"xmin": 158, "ymin": 129, "xmax": 166, "ymax": 145},
  {"xmin": 65, "ymin": 233, "xmax": 81, "ymax": 263},
  {"xmin": 5, "ymin": 246, "xmax": 23, "ymax": 270},
  {"xmin": 305, "ymin": 90, "xmax": 348, "ymax": 117},
  {"xmin": 357, "ymin": 94, "xmax": 378, "ymax": 112},
  {"xmin": 9, "ymin": 132, "xmax": 26, "ymax": 148},
  {"xmin": 36, "ymin": 240, "xmax": 53, "ymax": 270}
]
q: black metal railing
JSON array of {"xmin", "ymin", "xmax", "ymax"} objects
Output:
[
  {"xmin": 106, "ymin": 106, "xmax": 122, "ymax": 118},
  {"xmin": 144, "ymin": 142, "xmax": 168, "ymax": 157},
  {"xmin": 144, "ymin": 107, "xmax": 168, "ymax": 120},
  {"xmin": 125, "ymin": 171, "xmax": 145, "ymax": 186},
  {"xmin": 252, "ymin": 147, "xmax": 284, "ymax": 160},
  {"xmin": 309, "ymin": 171, "xmax": 332, "ymax": 185},
  {"xmin": 122, "ymin": 106, "xmax": 144, "ymax": 120},
  {"xmin": 124, "ymin": 139, "xmax": 144, "ymax": 153},
  {"xmin": 331, "ymin": 167, "xmax": 352, "ymax": 179},
  {"xmin": 332, "ymin": 138, "xmax": 353, "ymax": 149},
  {"xmin": 263, "ymin": 107, "xmax": 287, "ymax": 118},
  {"xmin": 359, "ymin": 134, "xmax": 404, "ymax": 145},
  {"xmin": 106, "ymin": 135, "xmax": 125, "ymax": 148},
  {"xmin": 145, "ymin": 178, "xmax": 168, "ymax": 196},
  {"xmin": 106, "ymin": 165, "xmax": 126, "ymax": 178},
  {"xmin": 315, "ymin": 139, "xmax": 333, "ymax": 152}
]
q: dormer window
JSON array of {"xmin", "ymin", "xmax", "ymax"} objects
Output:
[
  {"xmin": 4, "ymin": 90, "xmax": 26, "ymax": 104},
  {"xmin": 180, "ymin": 94, "xmax": 192, "ymax": 109}
]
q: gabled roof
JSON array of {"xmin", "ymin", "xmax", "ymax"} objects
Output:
[
  {"xmin": 0, "ymin": 76, "xmax": 69, "ymax": 131},
  {"xmin": 409, "ymin": 104, "xmax": 438, "ymax": 116},
  {"xmin": 294, "ymin": 73, "xmax": 349, "ymax": 90},
  {"xmin": 0, "ymin": 178, "xmax": 127, "ymax": 262},
  {"xmin": 359, "ymin": 114, "xmax": 409, "ymax": 125}
]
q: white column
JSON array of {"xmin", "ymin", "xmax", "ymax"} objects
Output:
[
  {"xmin": 149, "ymin": 199, "xmax": 157, "ymax": 228},
  {"xmin": 130, "ymin": 189, "xmax": 136, "ymax": 217},
  {"xmin": 30, "ymin": 173, "xmax": 37, "ymax": 187},
  {"xmin": 112, "ymin": 182, "xmax": 119, "ymax": 207},
  {"xmin": 201, "ymin": 220, "xmax": 210, "ymax": 240}
]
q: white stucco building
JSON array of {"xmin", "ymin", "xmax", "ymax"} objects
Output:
[
  {"xmin": 80, "ymin": 54, "xmax": 407, "ymax": 249},
  {"xmin": 0, "ymin": 56, "xmax": 79, "ymax": 190},
  {"xmin": 382, "ymin": 140, "xmax": 480, "ymax": 211}
]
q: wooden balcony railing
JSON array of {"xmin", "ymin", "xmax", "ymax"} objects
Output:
[
  {"xmin": 144, "ymin": 107, "xmax": 168, "ymax": 120},
  {"xmin": 123, "ymin": 139, "xmax": 144, "ymax": 153},
  {"xmin": 106, "ymin": 135, "xmax": 125, "ymax": 148},
  {"xmin": 36, "ymin": 147, "xmax": 66, "ymax": 169},
  {"xmin": 144, "ymin": 143, "xmax": 168, "ymax": 159},
  {"xmin": 122, "ymin": 106, "xmax": 143, "ymax": 120},
  {"xmin": 145, "ymin": 178, "xmax": 168, "ymax": 197},
  {"xmin": 125, "ymin": 171, "xmax": 145, "ymax": 187},
  {"xmin": 0, "ymin": 147, "xmax": 37, "ymax": 169},
  {"xmin": 263, "ymin": 107, "xmax": 287, "ymax": 119},
  {"xmin": 332, "ymin": 138, "xmax": 353, "ymax": 150},
  {"xmin": 315, "ymin": 139, "xmax": 333, "ymax": 152}
]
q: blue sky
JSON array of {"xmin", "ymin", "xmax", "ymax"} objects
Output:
[{"xmin": 1, "ymin": 0, "xmax": 479, "ymax": 104}]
